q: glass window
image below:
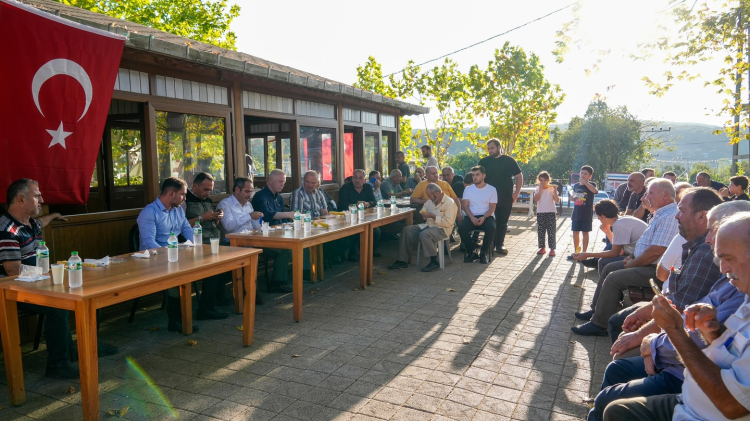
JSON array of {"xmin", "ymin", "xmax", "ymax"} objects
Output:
[
  {"xmin": 247, "ymin": 137, "xmax": 265, "ymax": 177},
  {"xmin": 300, "ymin": 126, "xmax": 336, "ymax": 183},
  {"xmin": 364, "ymin": 132, "xmax": 379, "ymax": 173},
  {"xmin": 267, "ymin": 135, "xmax": 277, "ymax": 172},
  {"xmin": 156, "ymin": 111, "xmax": 227, "ymax": 192},
  {"xmin": 381, "ymin": 133, "xmax": 390, "ymax": 172},
  {"xmin": 281, "ymin": 137, "xmax": 292, "ymax": 175},
  {"xmin": 344, "ymin": 132, "xmax": 354, "ymax": 179},
  {"xmin": 111, "ymin": 128, "xmax": 143, "ymax": 187}
]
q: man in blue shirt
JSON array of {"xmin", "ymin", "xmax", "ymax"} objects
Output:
[
  {"xmin": 137, "ymin": 177, "xmax": 198, "ymax": 333},
  {"xmin": 251, "ymin": 169, "xmax": 294, "ymax": 293}
]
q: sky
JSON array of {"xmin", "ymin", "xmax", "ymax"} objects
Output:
[{"xmin": 229, "ymin": 0, "xmax": 728, "ymax": 130}]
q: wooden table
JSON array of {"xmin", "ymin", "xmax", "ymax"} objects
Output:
[
  {"xmin": 0, "ymin": 245, "xmax": 260, "ymax": 420},
  {"xmin": 359, "ymin": 208, "xmax": 415, "ymax": 286},
  {"xmin": 227, "ymin": 217, "xmax": 370, "ymax": 322}
]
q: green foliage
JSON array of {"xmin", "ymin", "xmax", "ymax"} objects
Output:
[
  {"xmin": 471, "ymin": 42, "xmax": 565, "ymax": 163},
  {"xmin": 525, "ymin": 101, "xmax": 663, "ymax": 187},
  {"xmin": 444, "ymin": 150, "xmax": 481, "ymax": 175},
  {"xmin": 56, "ymin": 0, "xmax": 241, "ymax": 50}
]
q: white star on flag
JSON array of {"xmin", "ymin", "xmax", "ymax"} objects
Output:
[{"xmin": 47, "ymin": 122, "xmax": 72, "ymax": 149}]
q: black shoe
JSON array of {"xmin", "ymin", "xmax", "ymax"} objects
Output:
[
  {"xmin": 167, "ymin": 321, "xmax": 199, "ymax": 333},
  {"xmin": 215, "ymin": 297, "xmax": 233, "ymax": 306},
  {"xmin": 46, "ymin": 363, "xmax": 79, "ymax": 379},
  {"xmin": 581, "ymin": 259, "xmax": 599, "ymax": 269},
  {"xmin": 495, "ymin": 247, "xmax": 508, "ymax": 255},
  {"xmin": 479, "ymin": 253, "xmax": 489, "ymax": 264},
  {"xmin": 267, "ymin": 283, "xmax": 293, "ymax": 293},
  {"xmin": 421, "ymin": 261, "xmax": 441, "ymax": 272},
  {"xmin": 464, "ymin": 252, "xmax": 478, "ymax": 263},
  {"xmin": 567, "ymin": 254, "xmax": 576, "ymax": 261},
  {"xmin": 449, "ymin": 234, "xmax": 457, "ymax": 243},
  {"xmin": 388, "ymin": 261, "xmax": 408, "ymax": 270},
  {"xmin": 574, "ymin": 309, "xmax": 595, "ymax": 321},
  {"xmin": 98, "ymin": 342, "xmax": 119, "ymax": 357},
  {"xmin": 571, "ymin": 322, "xmax": 608, "ymax": 336},
  {"xmin": 373, "ymin": 252, "xmax": 382, "ymax": 257},
  {"xmin": 506, "ymin": 229, "xmax": 510, "ymax": 233},
  {"xmin": 196, "ymin": 310, "xmax": 230, "ymax": 320}
]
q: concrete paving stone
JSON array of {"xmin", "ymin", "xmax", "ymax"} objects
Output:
[
  {"xmin": 343, "ymin": 380, "xmax": 382, "ymax": 398},
  {"xmin": 356, "ymin": 399, "xmax": 399, "ymax": 420},
  {"xmin": 454, "ymin": 377, "xmax": 492, "ymax": 395},
  {"xmin": 200, "ymin": 400, "xmax": 252, "ymax": 419},
  {"xmin": 327, "ymin": 393, "xmax": 370, "ymax": 413},
  {"xmin": 404, "ymin": 393, "xmax": 445, "ymax": 413},
  {"xmin": 446, "ymin": 387, "xmax": 485, "ymax": 407},
  {"xmin": 279, "ymin": 400, "xmax": 327, "ymax": 420},
  {"xmin": 297, "ymin": 386, "xmax": 341, "ymax": 407},
  {"xmin": 436, "ymin": 399, "xmax": 478, "ymax": 420},
  {"xmin": 164, "ymin": 389, "xmax": 222, "ymax": 413},
  {"xmin": 391, "ymin": 406, "xmax": 434, "ymax": 421},
  {"xmin": 332, "ymin": 364, "xmax": 369, "ymax": 380},
  {"xmin": 477, "ymin": 395, "xmax": 516, "ymax": 416},
  {"xmin": 512, "ymin": 403, "xmax": 552, "ymax": 420},
  {"xmin": 473, "ymin": 409, "xmax": 511, "ymax": 421},
  {"xmin": 253, "ymin": 394, "xmax": 297, "ymax": 413},
  {"xmin": 224, "ymin": 387, "xmax": 271, "ymax": 406}
]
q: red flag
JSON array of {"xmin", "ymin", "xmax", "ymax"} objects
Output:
[{"xmin": 0, "ymin": 0, "xmax": 124, "ymax": 204}]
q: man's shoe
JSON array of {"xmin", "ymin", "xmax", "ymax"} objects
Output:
[
  {"xmin": 421, "ymin": 261, "xmax": 441, "ymax": 272},
  {"xmin": 574, "ymin": 309, "xmax": 595, "ymax": 321},
  {"xmin": 571, "ymin": 322, "xmax": 608, "ymax": 336},
  {"xmin": 567, "ymin": 254, "xmax": 575, "ymax": 261},
  {"xmin": 464, "ymin": 252, "xmax": 478, "ymax": 263},
  {"xmin": 215, "ymin": 297, "xmax": 233, "ymax": 306},
  {"xmin": 388, "ymin": 261, "xmax": 409, "ymax": 270},
  {"xmin": 267, "ymin": 283, "xmax": 293, "ymax": 293},
  {"xmin": 98, "ymin": 342, "xmax": 119, "ymax": 357},
  {"xmin": 46, "ymin": 363, "xmax": 79, "ymax": 379},
  {"xmin": 196, "ymin": 310, "xmax": 230, "ymax": 320},
  {"xmin": 167, "ymin": 321, "xmax": 200, "ymax": 333},
  {"xmin": 581, "ymin": 259, "xmax": 599, "ymax": 269},
  {"xmin": 479, "ymin": 253, "xmax": 489, "ymax": 264},
  {"xmin": 495, "ymin": 247, "xmax": 508, "ymax": 255}
]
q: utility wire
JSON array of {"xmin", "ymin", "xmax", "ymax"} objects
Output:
[{"xmin": 382, "ymin": 2, "xmax": 578, "ymax": 79}]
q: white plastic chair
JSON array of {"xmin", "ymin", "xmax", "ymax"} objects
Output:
[{"xmin": 416, "ymin": 238, "xmax": 453, "ymax": 269}]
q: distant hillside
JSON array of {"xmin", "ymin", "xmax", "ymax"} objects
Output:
[{"xmin": 415, "ymin": 122, "xmax": 734, "ymax": 161}]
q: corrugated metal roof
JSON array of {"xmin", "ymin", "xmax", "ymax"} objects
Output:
[{"xmin": 18, "ymin": 0, "xmax": 429, "ymax": 116}]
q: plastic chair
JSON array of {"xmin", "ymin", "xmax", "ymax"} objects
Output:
[{"xmin": 416, "ymin": 238, "xmax": 453, "ymax": 269}]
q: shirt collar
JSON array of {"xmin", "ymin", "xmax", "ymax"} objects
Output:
[
  {"xmin": 653, "ymin": 202, "xmax": 677, "ymax": 218},
  {"xmin": 154, "ymin": 198, "xmax": 169, "ymax": 213},
  {"xmin": 683, "ymin": 232, "xmax": 708, "ymax": 253}
]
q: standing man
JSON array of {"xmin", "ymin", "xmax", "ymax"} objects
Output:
[
  {"xmin": 663, "ymin": 171, "xmax": 677, "ymax": 184},
  {"xmin": 693, "ymin": 171, "xmax": 727, "ymax": 191},
  {"xmin": 388, "ymin": 183, "xmax": 457, "ymax": 272},
  {"xmin": 458, "ymin": 166, "xmax": 498, "ymax": 264},
  {"xmin": 252, "ymin": 169, "xmax": 295, "ymax": 292},
  {"xmin": 137, "ymin": 177, "xmax": 201, "ymax": 333},
  {"xmin": 290, "ymin": 171, "xmax": 329, "ymax": 218},
  {"xmin": 338, "ymin": 169, "xmax": 380, "ymax": 260},
  {"xmin": 183, "ymin": 172, "xmax": 230, "ymax": 320},
  {"xmin": 395, "ymin": 151, "xmax": 410, "ymax": 190},
  {"xmin": 625, "ymin": 172, "xmax": 650, "ymax": 222},
  {"xmin": 479, "ymin": 138, "xmax": 522, "ymax": 255},
  {"xmin": 421, "ymin": 144, "xmax": 438, "ymax": 169}
]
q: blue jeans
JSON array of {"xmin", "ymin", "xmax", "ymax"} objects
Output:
[{"xmin": 588, "ymin": 356, "xmax": 683, "ymax": 421}]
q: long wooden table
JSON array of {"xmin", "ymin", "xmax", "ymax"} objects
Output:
[
  {"xmin": 227, "ymin": 207, "xmax": 414, "ymax": 321},
  {"xmin": 0, "ymin": 245, "xmax": 260, "ymax": 420}
]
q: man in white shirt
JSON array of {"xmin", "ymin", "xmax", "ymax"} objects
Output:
[
  {"xmin": 421, "ymin": 144, "xmax": 438, "ymax": 169},
  {"xmin": 603, "ymin": 212, "xmax": 750, "ymax": 421},
  {"xmin": 458, "ymin": 165, "xmax": 498, "ymax": 264},
  {"xmin": 388, "ymin": 183, "xmax": 457, "ymax": 272}
]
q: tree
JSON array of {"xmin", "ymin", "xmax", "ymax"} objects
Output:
[
  {"xmin": 444, "ymin": 150, "xmax": 481, "ymax": 176},
  {"xmin": 55, "ymin": 0, "xmax": 241, "ymax": 50},
  {"xmin": 471, "ymin": 42, "xmax": 564, "ymax": 163}
]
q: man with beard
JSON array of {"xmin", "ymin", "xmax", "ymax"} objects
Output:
[{"xmin": 478, "ymin": 138, "xmax": 522, "ymax": 255}]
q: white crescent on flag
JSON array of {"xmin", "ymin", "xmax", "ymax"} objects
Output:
[{"xmin": 31, "ymin": 58, "xmax": 93, "ymax": 122}]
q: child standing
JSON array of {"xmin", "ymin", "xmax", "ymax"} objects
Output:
[
  {"xmin": 568, "ymin": 166, "xmax": 597, "ymax": 260},
  {"xmin": 534, "ymin": 171, "xmax": 559, "ymax": 256}
]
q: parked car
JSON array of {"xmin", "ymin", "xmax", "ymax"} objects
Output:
[{"xmin": 593, "ymin": 192, "xmax": 610, "ymax": 204}]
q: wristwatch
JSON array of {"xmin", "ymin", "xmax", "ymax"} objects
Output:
[{"xmin": 198, "ymin": 215, "xmax": 203, "ymax": 222}]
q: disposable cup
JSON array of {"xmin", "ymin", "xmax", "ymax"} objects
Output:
[
  {"xmin": 51, "ymin": 264, "xmax": 64, "ymax": 285},
  {"xmin": 210, "ymin": 238, "xmax": 220, "ymax": 254}
]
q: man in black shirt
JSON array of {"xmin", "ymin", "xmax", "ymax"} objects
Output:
[
  {"xmin": 396, "ymin": 151, "xmax": 410, "ymax": 190},
  {"xmin": 338, "ymin": 169, "xmax": 380, "ymax": 260},
  {"xmin": 478, "ymin": 139, "xmax": 522, "ymax": 254},
  {"xmin": 625, "ymin": 172, "xmax": 650, "ymax": 222},
  {"xmin": 693, "ymin": 171, "xmax": 727, "ymax": 191}
]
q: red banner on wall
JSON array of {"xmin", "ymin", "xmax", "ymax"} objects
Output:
[{"xmin": 0, "ymin": 0, "xmax": 124, "ymax": 204}]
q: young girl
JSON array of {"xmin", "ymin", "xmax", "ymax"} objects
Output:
[{"xmin": 534, "ymin": 171, "xmax": 560, "ymax": 256}]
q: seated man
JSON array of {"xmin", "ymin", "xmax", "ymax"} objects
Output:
[
  {"xmin": 183, "ymin": 172, "xmax": 230, "ymax": 319},
  {"xmin": 603, "ymin": 212, "xmax": 750, "ymax": 421},
  {"xmin": 693, "ymin": 170, "xmax": 727, "ymax": 191},
  {"xmin": 625, "ymin": 172, "xmax": 650, "ymax": 223},
  {"xmin": 388, "ymin": 183, "xmax": 457, "ymax": 272},
  {"xmin": 406, "ymin": 167, "xmax": 424, "ymax": 190},
  {"xmin": 367, "ymin": 170, "xmax": 383, "ymax": 202},
  {"xmin": 1, "ymin": 179, "xmax": 84, "ymax": 379},
  {"xmin": 338, "ymin": 169, "xmax": 381, "ymax": 260},
  {"xmin": 381, "ymin": 169, "xmax": 412, "ymax": 199},
  {"xmin": 575, "ymin": 199, "xmax": 648, "ymax": 274},
  {"xmin": 587, "ymin": 200, "xmax": 750, "ymax": 421},
  {"xmin": 138, "ymin": 177, "xmax": 201, "ymax": 333},
  {"xmin": 458, "ymin": 166, "xmax": 497, "ymax": 264},
  {"xmin": 290, "ymin": 171, "xmax": 329, "ymax": 218},
  {"xmin": 251, "ymin": 169, "xmax": 295, "ymax": 292},
  {"xmin": 572, "ymin": 179, "xmax": 680, "ymax": 336},
  {"xmin": 411, "ymin": 166, "xmax": 462, "ymax": 222}
]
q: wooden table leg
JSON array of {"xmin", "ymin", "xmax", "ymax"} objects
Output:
[
  {"xmin": 366, "ymin": 226, "xmax": 374, "ymax": 286},
  {"xmin": 292, "ymin": 244, "xmax": 304, "ymax": 322},
  {"xmin": 179, "ymin": 284, "xmax": 193, "ymax": 334},
  {"xmin": 243, "ymin": 255, "xmax": 258, "ymax": 346},
  {"xmin": 406, "ymin": 211, "xmax": 414, "ymax": 226},
  {"xmin": 0, "ymin": 291, "xmax": 24, "ymax": 406},
  {"xmin": 75, "ymin": 300, "xmax": 99, "ymax": 420},
  {"xmin": 310, "ymin": 245, "xmax": 318, "ymax": 284},
  {"xmin": 317, "ymin": 244, "xmax": 324, "ymax": 281},
  {"xmin": 359, "ymin": 228, "xmax": 370, "ymax": 289},
  {"xmin": 233, "ymin": 267, "xmax": 244, "ymax": 314}
]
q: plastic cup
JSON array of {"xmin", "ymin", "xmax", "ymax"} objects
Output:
[
  {"xmin": 51, "ymin": 264, "xmax": 64, "ymax": 285},
  {"xmin": 210, "ymin": 238, "xmax": 220, "ymax": 254}
]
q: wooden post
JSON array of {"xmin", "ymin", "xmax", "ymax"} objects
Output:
[
  {"xmin": 0, "ymin": 290, "xmax": 24, "ymax": 406},
  {"xmin": 243, "ymin": 254, "xmax": 258, "ymax": 346},
  {"xmin": 180, "ymin": 283, "xmax": 193, "ymax": 334},
  {"xmin": 233, "ymin": 80, "xmax": 245, "ymax": 178},
  {"xmin": 292, "ymin": 243, "xmax": 304, "ymax": 321},
  {"xmin": 74, "ymin": 299, "xmax": 99, "ymax": 420}
]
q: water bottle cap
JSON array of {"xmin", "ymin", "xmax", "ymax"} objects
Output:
[
  {"xmin": 39, "ymin": 241, "xmax": 45, "ymax": 245},
  {"xmin": 71, "ymin": 251, "xmax": 78, "ymax": 255}
]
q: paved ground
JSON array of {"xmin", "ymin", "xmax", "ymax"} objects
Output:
[{"xmin": 0, "ymin": 213, "xmax": 614, "ymax": 420}]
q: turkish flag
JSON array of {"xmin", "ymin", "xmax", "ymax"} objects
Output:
[{"xmin": 0, "ymin": 0, "xmax": 124, "ymax": 204}]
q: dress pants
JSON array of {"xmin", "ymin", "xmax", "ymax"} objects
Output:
[
  {"xmin": 589, "ymin": 263, "xmax": 658, "ymax": 328},
  {"xmin": 493, "ymin": 197, "xmax": 513, "ymax": 248},
  {"xmin": 602, "ymin": 394, "xmax": 678, "ymax": 421},
  {"xmin": 458, "ymin": 217, "xmax": 496, "ymax": 254},
  {"xmin": 397, "ymin": 225, "xmax": 447, "ymax": 263},
  {"xmin": 18, "ymin": 303, "xmax": 71, "ymax": 368}
]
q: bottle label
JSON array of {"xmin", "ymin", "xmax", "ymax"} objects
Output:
[
  {"xmin": 68, "ymin": 262, "xmax": 81, "ymax": 270},
  {"xmin": 168, "ymin": 244, "xmax": 177, "ymax": 249},
  {"xmin": 37, "ymin": 251, "xmax": 49, "ymax": 258}
]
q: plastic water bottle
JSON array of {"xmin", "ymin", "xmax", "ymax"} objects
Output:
[
  {"xmin": 193, "ymin": 221, "xmax": 203, "ymax": 245},
  {"xmin": 36, "ymin": 241, "xmax": 49, "ymax": 273},
  {"xmin": 68, "ymin": 251, "xmax": 82, "ymax": 288},
  {"xmin": 358, "ymin": 202, "xmax": 365, "ymax": 221},
  {"xmin": 390, "ymin": 195, "xmax": 397, "ymax": 211},
  {"xmin": 377, "ymin": 199, "xmax": 384, "ymax": 216},
  {"xmin": 294, "ymin": 210, "xmax": 301, "ymax": 230},
  {"xmin": 304, "ymin": 211, "xmax": 312, "ymax": 233},
  {"xmin": 168, "ymin": 233, "xmax": 178, "ymax": 262}
]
